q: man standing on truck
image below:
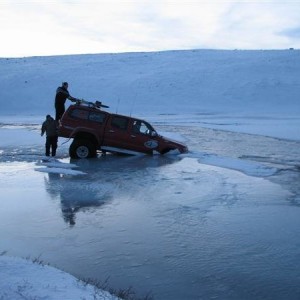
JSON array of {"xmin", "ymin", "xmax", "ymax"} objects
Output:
[
  {"xmin": 55, "ymin": 82, "xmax": 78, "ymax": 121},
  {"xmin": 41, "ymin": 115, "xmax": 58, "ymax": 157}
]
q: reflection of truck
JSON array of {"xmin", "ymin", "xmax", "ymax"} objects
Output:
[{"xmin": 58, "ymin": 100, "xmax": 188, "ymax": 159}]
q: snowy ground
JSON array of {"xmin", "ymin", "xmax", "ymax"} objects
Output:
[{"xmin": 0, "ymin": 256, "xmax": 118, "ymax": 300}]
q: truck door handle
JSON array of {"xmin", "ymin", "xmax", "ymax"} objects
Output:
[
  {"xmin": 109, "ymin": 130, "xmax": 115, "ymax": 133},
  {"xmin": 131, "ymin": 135, "xmax": 136, "ymax": 138}
]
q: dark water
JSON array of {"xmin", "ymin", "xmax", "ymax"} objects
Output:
[{"xmin": 0, "ymin": 125, "xmax": 300, "ymax": 300}]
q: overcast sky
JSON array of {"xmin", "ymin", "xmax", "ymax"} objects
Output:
[{"xmin": 1, "ymin": 0, "xmax": 300, "ymax": 57}]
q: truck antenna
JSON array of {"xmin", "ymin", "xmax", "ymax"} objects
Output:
[
  {"xmin": 116, "ymin": 96, "xmax": 120, "ymax": 114},
  {"xmin": 129, "ymin": 91, "xmax": 137, "ymax": 117}
]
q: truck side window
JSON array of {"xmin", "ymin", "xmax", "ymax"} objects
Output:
[
  {"xmin": 111, "ymin": 116, "xmax": 129, "ymax": 130},
  {"xmin": 70, "ymin": 109, "xmax": 89, "ymax": 120},
  {"xmin": 132, "ymin": 120, "xmax": 152, "ymax": 135},
  {"xmin": 132, "ymin": 121, "xmax": 141, "ymax": 133},
  {"xmin": 89, "ymin": 112, "xmax": 106, "ymax": 124}
]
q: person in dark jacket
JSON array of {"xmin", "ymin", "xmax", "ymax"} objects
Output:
[
  {"xmin": 55, "ymin": 82, "xmax": 78, "ymax": 121},
  {"xmin": 41, "ymin": 115, "xmax": 58, "ymax": 157}
]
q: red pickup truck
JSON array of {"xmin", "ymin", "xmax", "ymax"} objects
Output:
[{"xmin": 58, "ymin": 101, "xmax": 188, "ymax": 159}]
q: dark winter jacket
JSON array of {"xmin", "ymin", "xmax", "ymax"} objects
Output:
[
  {"xmin": 41, "ymin": 116, "xmax": 57, "ymax": 137},
  {"xmin": 55, "ymin": 86, "xmax": 76, "ymax": 108}
]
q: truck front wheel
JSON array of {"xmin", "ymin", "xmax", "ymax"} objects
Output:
[
  {"xmin": 69, "ymin": 139, "xmax": 97, "ymax": 159},
  {"xmin": 160, "ymin": 148, "xmax": 172, "ymax": 154}
]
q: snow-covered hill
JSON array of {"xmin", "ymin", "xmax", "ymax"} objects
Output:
[{"xmin": 1, "ymin": 49, "xmax": 299, "ymax": 117}]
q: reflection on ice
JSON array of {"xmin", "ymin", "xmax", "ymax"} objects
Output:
[
  {"xmin": 44, "ymin": 171, "xmax": 113, "ymax": 226},
  {"xmin": 71, "ymin": 154, "xmax": 182, "ymax": 174},
  {"xmin": 41, "ymin": 155, "xmax": 182, "ymax": 226}
]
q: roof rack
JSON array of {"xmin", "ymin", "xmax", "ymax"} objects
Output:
[{"xmin": 75, "ymin": 99, "xmax": 109, "ymax": 109}]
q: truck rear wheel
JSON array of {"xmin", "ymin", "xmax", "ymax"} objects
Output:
[{"xmin": 69, "ymin": 139, "xmax": 97, "ymax": 159}]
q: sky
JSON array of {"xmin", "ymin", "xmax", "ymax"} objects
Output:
[{"xmin": 1, "ymin": 0, "xmax": 300, "ymax": 57}]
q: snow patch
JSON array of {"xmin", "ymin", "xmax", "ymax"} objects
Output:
[
  {"xmin": 34, "ymin": 167, "xmax": 86, "ymax": 175},
  {"xmin": 0, "ymin": 256, "xmax": 118, "ymax": 300},
  {"xmin": 184, "ymin": 152, "xmax": 278, "ymax": 177},
  {"xmin": 35, "ymin": 158, "xmax": 85, "ymax": 175}
]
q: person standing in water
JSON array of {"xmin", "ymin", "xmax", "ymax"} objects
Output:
[{"xmin": 41, "ymin": 114, "xmax": 58, "ymax": 157}]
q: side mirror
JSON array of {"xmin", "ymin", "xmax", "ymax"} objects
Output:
[{"xmin": 151, "ymin": 131, "xmax": 157, "ymax": 137}]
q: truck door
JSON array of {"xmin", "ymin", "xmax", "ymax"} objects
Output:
[
  {"xmin": 102, "ymin": 115, "xmax": 132, "ymax": 151},
  {"xmin": 128, "ymin": 120, "xmax": 159, "ymax": 154}
]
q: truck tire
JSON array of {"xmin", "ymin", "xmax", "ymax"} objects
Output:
[{"xmin": 69, "ymin": 139, "xmax": 96, "ymax": 159}]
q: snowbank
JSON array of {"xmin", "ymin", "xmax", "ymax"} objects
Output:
[
  {"xmin": 1, "ymin": 49, "xmax": 299, "ymax": 118},
  {"xmin": 0, "ymin": 256, "xmax": 118, "ymax": 300}
]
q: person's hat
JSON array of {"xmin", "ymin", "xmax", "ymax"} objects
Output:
[{"xmin": 62, "ymin": 82, "xmax": 68, "ymax": 86}]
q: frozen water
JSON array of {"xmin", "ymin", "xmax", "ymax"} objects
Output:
[{"xmin": 0, "ymin": 121, "xmax": 300, "ymax": 300}]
